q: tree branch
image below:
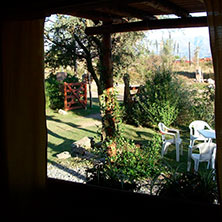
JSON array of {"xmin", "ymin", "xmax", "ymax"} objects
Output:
[
  {"xmin": 44, "ymin": 33, "xmax": 68, "ymax": 49},
  {"xmin": 73, "ymin": 33, "xmax": 103, "ymax": 94}
]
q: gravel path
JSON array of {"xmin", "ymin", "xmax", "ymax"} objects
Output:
[{"xmin": 47, "ymin": 162, "xmax": 88, "ymax": 183}]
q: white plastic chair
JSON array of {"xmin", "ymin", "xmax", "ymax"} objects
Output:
[
  {"xmin": 190, "ymin": 142, "xmax": 217, "ymax": 172},
  {"xmin": 158, "ymin": 122, "xmax": 182, "ymax": 162},
  {"xmin": 189, "ymin": 120, "xmax": 213, "ymax": 147}
]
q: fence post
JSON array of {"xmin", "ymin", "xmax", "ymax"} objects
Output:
[{"xmin": 64, "ymin": 82, "xmax": 68, "ymax": 111}]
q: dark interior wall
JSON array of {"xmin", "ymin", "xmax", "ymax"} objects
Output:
[{"xmin": 0, "ymin": 19, "xmax": 47, "ymax": 199}]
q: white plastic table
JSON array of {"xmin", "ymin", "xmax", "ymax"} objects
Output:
[{"xmin": 197, "ymin": 129, "xmax": 216, "ymax": 140}]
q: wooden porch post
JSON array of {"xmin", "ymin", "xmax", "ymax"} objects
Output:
[
  {"xmin": 101, "ymin": 32, "xmax": 117, "ymax": 156},
  {"xmin": 102, "ymin": 33, "xmax": 113, "ymax": 89}
]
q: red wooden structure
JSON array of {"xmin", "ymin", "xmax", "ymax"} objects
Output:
[{"xmin": 64, "ymin": 82, "xmax": 87, "ymax": 111}]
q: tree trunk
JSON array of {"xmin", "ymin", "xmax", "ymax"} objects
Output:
[
  {"xmin": 80, "ymin": 29, "xmax": 117, "ymax": 156},
  {"xmin": 87, "ymin": 73, "xmax": 92, "ymax": 108},
  {"xmin": 100, "ymin": 32, "xmax": 117, "ymax": 156},
  {"xmin": 123, "ymin": 73, "xmax": 132, "ymax": 105}
]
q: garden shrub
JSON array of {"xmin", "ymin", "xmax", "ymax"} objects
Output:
[
  {"xmin": 190, "ymin": 85, "xmax": 215, "ymax": 127},
  {"xmin": 86, "ymin": 134, "xmax": 165, "ymax": 190},
  {"xmin": 45, "ymin": 73, "xmax": 79, "ymax": 110},
  {"xmin": 129, "ymin": 68, "xmax": 191, "ymax": 127},
  {"xmin": 153, "ymin": 169, "xmax": 218, "ymax": 204}
]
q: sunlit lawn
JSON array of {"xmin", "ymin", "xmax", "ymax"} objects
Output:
[
  {"xmin": 46, "ymin": 99, "xmax": 208, "ymax": 173},
  {"xmin": 47, "ymin": 110, "xmax": 99, "ymax": 161},
  {"xmin": 47, "ymin": 109, "xmax": 157, "ymax": 159}
]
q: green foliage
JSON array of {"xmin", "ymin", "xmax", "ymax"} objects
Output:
[
  {"xmin": 160, "ymin": 38, "xmax": 175, "ymax": 69},
  {"xmin": 45, "ymin": 73, "xmax": 79, "ymax": 110},
  {"xmin": 45, "ymin": 15, "xmax": 91, "ymax": 72},
  {"xmin": 123, "ymin": 67, "xmax": 214, "ymax": 127},
  {"xmin": 153, "ymin": 169, "xmax": 218, "ymax": 204},
  {"xmin": 45, "ymin": 74, "xmax": 64, "ymax": 110},
  {"xmin": 190, "ymin": 85, "xmax": 215, "ymax": 127},
  {"xmin": 129, "ymin": 68, "xmax": 188, "ymax": 126},
  {"xmin": 87, "ymin": 134, "xmax": 165, "ymax": 190},
  {"xmin": 112, "ymin": 30, "xmax": 145, "ymax": 80},
  {"xmin": 98, "ymin": 88, "xmax": 123, "ymax": 139},
  {"xmin": 63, "ymin": 73, "xmax": 79, "ymax": 83},
  {"xmin": 45, "ymin": 15, "xmax": 144, "ymax": 83}
]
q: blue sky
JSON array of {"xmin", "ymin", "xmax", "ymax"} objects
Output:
[
  {"xmin": 144, "ymin": 27, "xmax": 211, "ymax": 59},
  {"xmin": 143, "ymin": 13, "xmax": 211, "ymax": 59}
]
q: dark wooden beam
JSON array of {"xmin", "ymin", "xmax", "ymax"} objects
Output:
[
  {"xmin": 55, "ymin": 1, "xmax": 156, "ymax": 22},
  {"xmin": 95, "ymin": 5, "xmax": 157, "ymax": 20},
  {"xmin": 85, "ymin": 16, "xmax": 208, "ymax": 35},
  {"xmin": 102, "ymin": 32, "xmax": 113, "ymax": 89},
  {"xmin": 74, "ymin": 0, "xmax": 190, "ymax": 19},
  {"xmin": 59, "ymin": 10, "xmax": 123, "ymax": 23},
  {"xmin": 128, "ymin": 0, "xmax": 190, "ymax": 18},
  {"xmin": 55, "ymin": 0, "xmax": 189, "ymax": 18},
  {"xmin": 51, "ymin": 0, "xmax": 186, "ymax": 20}
]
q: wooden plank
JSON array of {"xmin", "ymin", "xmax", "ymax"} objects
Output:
[
  {"xmin": 95, "ymin": 4, "xmax": 157, "ymax": 20},
  {"xmin": 85, "ymin": 16, "xmax": 208, "ymax": 35},
  {"xmin": 64, "ymin": 82, "xmax": 68, "ymax": 111},
  {"xmin": 66, "ymin": 83, "xmax": 86, "ymax": 109},
  {"xmin": 128, "ymin": 0, "xmax": 190, "ymax": 18},
  {"xmin": 102, "ymin": 32, "xmax": 113, "ymax": 89},
  {"xmin": 64, "ymin": 82, "xmax": 87, "ymax": 111},
  {"xmin": 62, "ymin": 10, "xmax": 123, "ymax": 23}
]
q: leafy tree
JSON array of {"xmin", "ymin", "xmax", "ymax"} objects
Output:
[
  {"xmin": 45, "ymin": 15, "xmax": 144, "ymax": 146},
  {"xmin": 45, "ymin": 15, "xmax": 103, "ymax": 94},
  {"xmin": 45, "ymin": 15, "xmax": 144, "ymax": 94},
  {"xmin": 112, "ymin": 31, "xmax": 145, "ymax": 80},
  {"xmin": 160, "ymin": 37, "xmax": 175, "ymax": 69}
]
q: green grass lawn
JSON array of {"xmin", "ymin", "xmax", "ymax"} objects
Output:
[
  {"xmin": 47, "ymin": 109, "xmax": 157, "ymax": 158},
  {"xmin": 46, "ymin": 104, "xmax": 159, "ymax": 161},
  {"xmin": 46, "ymin": 102, "xmax": 209, "ymax": 173},
  {"xmin": 47, "ymin": 110, "xmax": 99, "ymax": 161}
]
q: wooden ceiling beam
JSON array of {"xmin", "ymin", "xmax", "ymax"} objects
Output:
[
  {"xmin": 95, "ymin": 5, "xmax": 157, "ymax": 20},
  {"xmin": 53, "ymin": 1, "xmax": 157, "ymax": 22},
  {"xmin": 128, "ymin": 0, "xmax": 190, "ymax": 18},
  {"xmin": 85, "ymin": 16, "xmax": 208, "ymax": 35},
  {"xmin": 58, "ymin": 9, "xmax": 123, "ymax": 23},
  {"xmin": 155, "ymin": 0, "xmax": 190, "ymax": 17},
  {"xmin": 49, "ymin": 0, "xmax": 188, "ymax": 19}
]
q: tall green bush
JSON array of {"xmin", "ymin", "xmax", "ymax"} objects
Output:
[
  {"xmin": 130, "ymin": 68, "xmax": 190, "ymax": 127},
  {"xmin": 45, "ymin": 73, "xmax": 79, "ymax": 110},
  {"xmin": 190, "ymin": 85, "xmax": 215, "ymax": 127}
]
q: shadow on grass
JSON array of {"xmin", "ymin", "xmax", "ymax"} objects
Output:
[
  {"xmin": 175, "ymin": 71, "xmax": 195, "ymax": 79},
  {"xmin": 47, "ymin": 115, "xmax": 101, "ymax": 132},
  {"xmin": 163, "ymin": 148, "xmax": 188, "ymax": 173},
  {"xmin": 69, "ymin": 97, "xmax": 101, "ymax": 119},
  {"xmin": 135, "ymin": 131, "xmax": 155, "ymax": 140},
  {"xmin": 176, "ymin": 71, "xmax": 214, "ymax": 80},
  {"xmin": 47, "ymin": 129, "xmax": 75, "ymax": 156},
  {"xmin": 47, "ymin": 123, "xmax": 97, "ymax": 157}
]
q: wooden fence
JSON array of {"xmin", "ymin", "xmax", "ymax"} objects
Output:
[{"xmin": 64, "ymin": 82, "xmax": 87, "ymax": 111}]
